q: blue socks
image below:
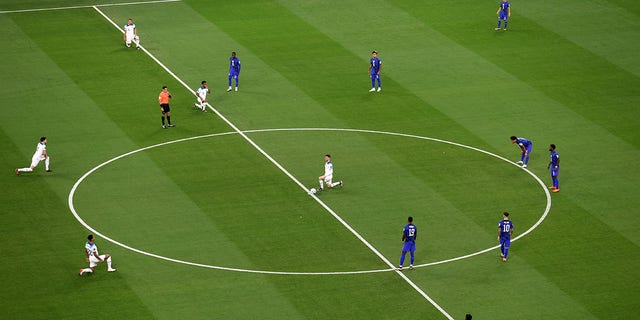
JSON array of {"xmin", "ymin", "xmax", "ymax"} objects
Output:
[
  {"xmin": 400, "ymin": 252, "xmax": 414, "ymax": 266},
  {"xmin": 553, "ymin": 177, "xmax": 559, "ymax": 189},
  {"xmin": 229, "ymin": 76, "xmax": 239, "ymax": 87}
]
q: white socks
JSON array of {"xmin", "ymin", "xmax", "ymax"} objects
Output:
[
  {"xmin": 18, "ymin": 167, "xmax": 33, "ymax": 172},
  {"xmin": 45, "ymin": 157, "xmax": 50, "ymax": 171},
  {"xmin": 319, "ymin": 180, "xmax": 324, "ymax": 189}
]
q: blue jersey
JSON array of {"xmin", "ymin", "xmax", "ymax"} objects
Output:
[
  {"xmin": 498, "ymin": 219, "xmax": 514, "ymax": 239},
  {"xmin": 370, "ymin": 57, "xmax": 381, "ymax": 74},
  {"xmin": 499, "ymin": 1, "xmax": 510, "ymax": 14},
  {"xmin": 550, "ymin": 151, "xmax": 559, "ymax": 166},
  {"xmin": 229, "ymin": 57, "xmax": 241, "ymax": 75},
  {"xmin": 516, "ymin": 137, "xmax": 531, "ymax": 148},
  {"xmin": 403, "ymin": 223, "xmax": 417, "ymax": 243}
]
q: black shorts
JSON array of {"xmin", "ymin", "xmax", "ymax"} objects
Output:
[{"xmin": 160, "ymin": 104, "xmax": 170, "ymax": 113}]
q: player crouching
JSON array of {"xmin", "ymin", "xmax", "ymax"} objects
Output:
[
  {"xmin": 79, "ymin": 234, "xmax": 116, "ymax": 276},
  {"xmin": 318, "ymin": 154, "xmax": 343, "ymax": 191},
  {"xmin": 123, "ymin": 18, "xmax": 140, "ymax": 49}
]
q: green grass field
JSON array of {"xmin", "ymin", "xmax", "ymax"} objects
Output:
[{"xmin": 1, "ymin": 0, "xmax": 639, "ymax": 319}]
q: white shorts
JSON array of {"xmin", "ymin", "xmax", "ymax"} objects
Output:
[
  {"xmin": 89, "ymin": 254, "xmax": 107, "ymax": 268},
  {"xmin": 125, "ymin": 34, "xmax": 139, "ymax": 45},
  {"xmin": 197, "ymin": 96, "xmax": 208, "ymax": 105},
  {"xmin": 323, "ymin": 174, "xmax": 333, "ymax": 185},
  {"xmin": 30, "ymin": 156, "xmax": 44, "ymax": 168}
]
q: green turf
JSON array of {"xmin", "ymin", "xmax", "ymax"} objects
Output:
[{"xmin": 1, "ymin": 0, "xmax": 639, "ymax": 319}]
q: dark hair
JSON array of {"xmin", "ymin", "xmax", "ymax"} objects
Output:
[
  {"xmin": 465, "ymin": 314, "xmax": 472, "ymax": 320},
  {"xmin": 510, "ymin": 136, "xmax": 517, "ymax": 141},
  {"xmin": 550, "ymin": 144, "xmax": 556, "ymax": 150},
  {"xmin": 325, "ymin": 154, "xmax": 331, "ymax": 158},
  {"xmin": 40, "ymin": 136, "xmax": 46, "ymax": 142},
  {"xmin": 162, "ymin": 86, "xmax": 167, "ymax": 89},
  {"xmin": 372, "ymin": 50, "xmax": 378, "ymax": 54},
  {"xmin": 503, "ymin": 211, "xmax": 509, "ymax": 217},
  {"xmin": 201, "ymin": 81, "xmax": 207, "ymax": 84},
  {"xmin": 408, "ymin": 216, "xmax": 413, "ymax": 222},
  {"xmin": 232, "ymin": 51, "xmax": 236, "ymax": 55},
  {"xmin": 87, "ymin": 234, "xmax": 94, "ymax": 241}
]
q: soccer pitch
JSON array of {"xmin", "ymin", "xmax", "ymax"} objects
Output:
[{"xmin": 1, "ymin": 0, "xmax": 639, "ymax": 319}]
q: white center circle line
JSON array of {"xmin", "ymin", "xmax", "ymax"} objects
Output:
[{"xmin": 68, "ymin": 128, "xmax": 551, "ymax": 275}]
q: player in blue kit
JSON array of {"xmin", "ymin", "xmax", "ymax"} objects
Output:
[
  {"xmin": 511, "ymin": 135, "xmax": 532, "ymax": 168},
  {"xmin": 398, "ymin": 216, "xmax": 417, "ymax": 270},
  {"xmin": 368, "ymin": 50, "xmax": 382, "ymax": 92},
  {"xmin": 495, "ymin": 0, "xmax": 511, "ymax": 31},
  {"xmin": 548, "ymin": 144, "xmax": 560, "ymax": 193},
  {"xmin": 227, "ymin": 52, "xmax": 241, "ymax": 92},
  {"xmin": 498, "ymin": 212, "xmax": 514, "ymax": 262}
]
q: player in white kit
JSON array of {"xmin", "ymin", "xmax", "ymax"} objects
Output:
[
  {"xmin": 123, "ymin": 18, "xmax": 140, "ymax": 49},
  {"xmin": 16, "ymin": 136, "xmax": 51, "ymax": 175},
  {"xmin": 79, "ymin": 234, "xmax": 116, "ymax": 275},
  {"xmin": 318, "ymin": 154, "xmax": 343, "ymax": 191},
  {"xmin": 194, "ymin": 80, "xmax": 211, "ymax": 112}
]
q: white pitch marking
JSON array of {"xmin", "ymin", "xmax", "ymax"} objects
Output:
[
  {"xmin": 87, "ymin": 8, "xmax": 552, "ymax": 317},
  {"xmin": 242, "ymin": 128, "xmax": 552, "ymax": 268},
  {"xmin": 69, "ymin": 129, "xmax": 551, "ymax": 275},
  {"xmin": 0, "ymin": 0, "xmax": 180, "ymax": 14},
  {"xmin": 90, "ymin": 9, "xmax": 455, "ymax": 314},
  {"xmin": 68, "ymin": 128, "xmax": 551, "ymax": 319}
]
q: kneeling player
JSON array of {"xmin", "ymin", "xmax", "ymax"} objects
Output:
[
  {"xmin": 124, "ymin": 18, "xmax": 140, "ymax": 49},
  {"xmin": 318, "ymin": 154, "xmax": 343, "ymax": 191},
  {"xmin": 79, "ymin": 234, "xmax": 116, "ymax": 275},
  {"xmin": 16, "ymin": 136, "xmax": 51, "ymax": 175}
]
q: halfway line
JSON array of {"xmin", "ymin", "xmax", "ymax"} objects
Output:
[{"xmin": 92, "ymin": 7, "xmax": 453, "ymax": 319}]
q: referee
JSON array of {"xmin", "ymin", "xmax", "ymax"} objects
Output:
[{"xmin": 158, "ymin": 85, "xmax": 174, "ymax": 128}]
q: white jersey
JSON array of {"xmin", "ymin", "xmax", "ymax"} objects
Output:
[
  {"xmin": 85, "ymin": 242, "xmax": 98, "ymax": 258},
  {"xmin": 196, "ymin": 86, "xmax": 209, "ymax": 100},
  {"xmin": 32, "ymin": 142, "xmax": 46, "ymax": 161},
  {"xmin": 124, "ymin": 23, "xmax": 136, "ymax": 37},
  {"xmin": 324, "ymin": 161, "xmax": 333, "ymax": 176}
]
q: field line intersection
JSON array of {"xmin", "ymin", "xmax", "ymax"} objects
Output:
[
  {"xmin": 0, "ymin": 0, "xmax": 181, "ymax": 14},
  {"xmin": 64, "ymin": 5, "xmax": 549, "ymax": 320}
]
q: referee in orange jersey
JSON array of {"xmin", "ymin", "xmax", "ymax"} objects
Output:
[{"xmin": 158, "ymin": 86, "xmax": 174, "ymax": 128}]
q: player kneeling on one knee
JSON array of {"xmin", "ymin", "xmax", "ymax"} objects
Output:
[
  {"xmin": 318, "ymin": 154, "xmax": 343, "ymax": 191},
  {"xmin": 79, "ymin": 234, "xmax": 116, "ymax": 275}
]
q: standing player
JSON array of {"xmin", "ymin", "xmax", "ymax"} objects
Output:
[
  {"xmin": 194, "ymin": 80, "xmax": 211, "ymax": 112},
  {"xmin": 495, "ymin": 0, "xmax": 511, "ymax": 31},
  {"xmin": 227, "ymin": 52, "xmax": 241, "ymax": 92},
  {"xmin": 79, "ymin": 234, "xmax": 116, "ymax": 275},
  {"xmin": 123, "ymin": 18, "xmax": 140, "ymax": 49},
  {"xmin": 159, "ymin": 86, "xmax": 174, "ymax": 128},
  {"xmin": 398, "ymin": 216, "xmax": 417, "ymax": 270},
  {"xmin": 368, "ymin": 50, "xmax": 382, "ymax": 92},
  {"xmin": 510, "ymin": 135, "xmax": 532, "ymax": 168},
  {"xmin": 16, "ymin": 136, "xmax": 51, "ymax": 175},
  {"xmin": 318, "ymin": 154, "xmax": 343, "ymax": 191},
  {"xmin": 548, "ymin": 144, "xmax": 560, "ymax": 193},
  {"xmin": 498, "ymin": 212, "xmax": 514, "ymax": 262}
]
